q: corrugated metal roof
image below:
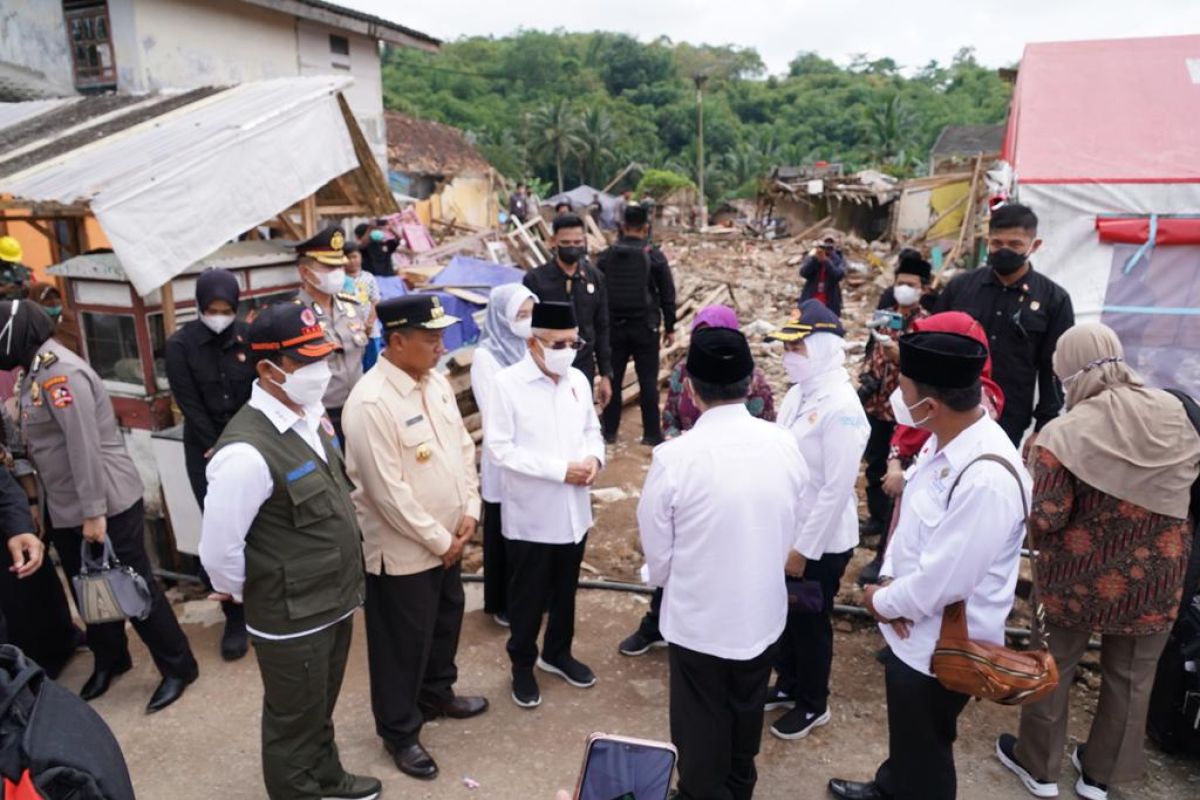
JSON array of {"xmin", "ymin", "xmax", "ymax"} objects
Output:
[
  {"xmin": 0, "ymin": 98, "xmax": 76, "ymax": 130},
  {"xmin": 49, "ymin": 240, "xmax": 297, "ymax": 281}
]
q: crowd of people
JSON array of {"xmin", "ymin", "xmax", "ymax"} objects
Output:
[{"xmin": 0, "ymin": 197, "xmax": 1196, "ymax": 800}]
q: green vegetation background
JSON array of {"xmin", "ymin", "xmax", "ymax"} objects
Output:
[{"xmin": 382, "ymin": 31, "xmax": 1012, "ymax": 204}]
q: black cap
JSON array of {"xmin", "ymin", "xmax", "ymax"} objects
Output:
[
  {"xmin": 896, "ymin": 252, "xmax": 932, "ymax": 282},
  {"xmin": 624, "ymin": 204, "xmax": 649, "ymax": 227},
  {"xmin": 532, "ymin": 301, "xmax": 576, "ymax": 330},
  {"xmin": 378, "ymin": 294, "xmax": 459, "ymax": 331},
  {"xmin": 248, "ymin": 301, "xmax": 336, "ymax": 364},
  {"xmin": 294, "ymin": 225, "xmax": 348, "ymax": 267},
  {"xmin": 687, "ymin": 327, "xmax": 754, "ymax": 384},
  {"xmin": 768, "ymin": 299, "xmax": 845, "ymax": 341},
  {"xmin": 899, "ymin": 331, "xmax": 988, "ymax": 389}
]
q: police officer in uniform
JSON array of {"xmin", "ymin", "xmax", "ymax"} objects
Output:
[
  {"xmin": 164, "ymin": 267, "xmax": 255, "ymax": 660},
  {"xmin": 199, "ymin": 302, "xmax": 379, "ymax": 800},
  {"xmin": 1, "ymin": 301, "xmax": 198, "ymax": 711},
  {"xmin": 294, "ymin": 226, "xmax": 368, "ymax": 442}
]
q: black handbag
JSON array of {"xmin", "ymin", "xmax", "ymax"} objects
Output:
[
  {"xmin": 786, "ymin": 577, "xmax": 825, "ymax": 615},
  {"xmin": 71, "ymin": 539, "xmax": 153, "ymax": 625}
]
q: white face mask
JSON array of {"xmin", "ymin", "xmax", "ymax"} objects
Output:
[
  {"xmin": 893, "ymin": 285, "xmax": 921, "ymax": 307},
  {"xmin": 200, "ymin": 313, "xmax": 235, "ymax": 335},
  {"xmin": 307, "ymin": 267, "xmax": 346, "ymax": 296},
  {"xmin": 889, "ymin": 387, "xmax": 932, "ymax": 428},
  {"xmin": 782, "ymin": 351, "xmax": 809, "ymax": 384},
  {"xmin": 510, "ymin": 317, "xmax": 533, "ymax": 340},
  {"xmin": 269, "ymin": 360, "xmax": 332, "ymax": 407},
  {"xmin": 540, "ymin": 344, "xmax": 576, "ymax": 377}
]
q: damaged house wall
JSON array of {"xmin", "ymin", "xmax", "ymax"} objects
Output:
[{"xmin": 0, "ymin": 0, "xmax": 76, "ymax": 92}]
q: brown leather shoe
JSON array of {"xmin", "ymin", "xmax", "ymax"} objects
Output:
[{"xmin": 421, "ymin": 695, "xmax": 489, "ymax": 721}]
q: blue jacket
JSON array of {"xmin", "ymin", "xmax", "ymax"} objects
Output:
[{"xmin": 798, "ymin": 251, "xmax": 846, "ymax": 316}]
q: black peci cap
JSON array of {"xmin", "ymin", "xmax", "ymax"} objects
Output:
[
  {"xmin": 377, "ymin": 294, "xmax": 458, "ymax": 331},
  {"xmin": 532, "ymin": 301, "xmax": 577, "ymax": 330},
  {"xmin": 687, "ymin": 327, "xmax": 754, "ymax": 384},
  {"xmin": 899, "ymin": 331, "xmax": 988, "ymax": 388},
  {"xmin": 896, "ymin": 251, "xmax": 933, "ymax": 282},
  {"xmin": 249, "ymin": 301, "xmax": 336, "ymax": 364}
]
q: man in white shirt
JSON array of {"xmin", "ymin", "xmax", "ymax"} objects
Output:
[
  {"xmin": 829, "ymin": 331, "xmax": 1030, "ymax": 800},
  {"xmin": 199, "ymin": 302, "xmax": 380, "ymax": 800},
  {"xmin": 486, "ymin": 301, "xmax": 606, "ymax": 709},
  {"xmin": 638, "ymin": 327, "xmax": 808, "ymax": 800}
]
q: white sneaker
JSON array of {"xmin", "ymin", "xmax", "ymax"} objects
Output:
[
  {"xmin": 994, "ymin": 734, "xmax": 1058, "ymax": 797},
  {"xmin": 1071, "ymin": 746, "xmax": 1108, "ymax": 800}
]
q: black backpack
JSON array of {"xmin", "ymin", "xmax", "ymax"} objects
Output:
[
  {"xmin": 600, "ymin": 242, "xmax": 654, "ymax": 318},
  {"xmin": 0, "ymin": 645, "xmax": 135, "ymax": 799},
  {"xmin": 1146, "ymin": 389, "xmax": 1200, "ymax": 756}
]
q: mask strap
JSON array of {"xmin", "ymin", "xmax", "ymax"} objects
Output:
[{"xmin": 0, "ymin": 299, "xmax": 18, "ymax": 356}]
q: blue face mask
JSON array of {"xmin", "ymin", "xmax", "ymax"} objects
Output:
[
  {"xmin": 45, "ymin": 305, "xmax": 62, "ymax": 319},
  {"xmin": 369, "ymin": 229, "xmax": 385, "ymax": 243}
]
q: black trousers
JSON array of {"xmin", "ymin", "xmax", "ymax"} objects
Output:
[
  {"xmin": 51, "ymin": 500, "xmax": 197, "ymax": 680},
  {"xmin": 998, "ymin": 405, "xmax": 1031, "ymax": 448},
  {"xmin": 364, "ymin": 564, "xmax": 463, "ymax": 748},
  {"xmin": 873, "ymin": 651, "xmax": 970, "ymax": 800},
  {"xmin": 505, "ymin": 535, "xmax": 586, "ymax": 670},
  {"xmin": 669, "ymin": 642, "xmax": 773, "ymax": 800},
  {"xmin": 254, "ymin": 616, "xmax": 352, "ymax": 799},
  {"xmin": 774, "ymin": 549, "xmax": 852, "ymax": 715},
  {"xmin": 636, "ymin": 586, "xmax": 665, "ymax": 639},
  {"xmin": 326, "ymin": 406, "xmax": 345, "ymax": 448},
  {"xmin": 863, "ymin": 414, "xmax": 895, "ymax": 527},
  {"xmin": 602, "ymin": 318, "xmax": 661, "ymax": 441},
  {"xmin": 482, "ymin": 501, "xmax": 507, "ymax": 615}
]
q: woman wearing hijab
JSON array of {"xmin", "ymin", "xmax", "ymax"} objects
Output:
[
  {"xmin": 996, "ymin": 323, "xmax": 1200, "ymax": 800},
  {"xmin": 164, "ymin": 268, "xmax": 255, "ymax": 660},
  {"xmin": 766, "ymin": 299, "xmax": 870, "ymax": 740},
  {"xmin": 26, "ymin": 281, "xmax": 83, "ymax": 357},
  {"xmin": 618, "ymin": 304, "xmax": 776, "ymax": 658},
  {"xmin": 4, "ymin": 300, "xmax": 197, "ymax": 711},
  {"xmin": 471, "ymin": 283, "xmax": 537, "ymax": 626}
]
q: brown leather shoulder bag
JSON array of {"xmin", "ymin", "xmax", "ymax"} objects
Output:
[{"xmin": 930, "ymin": 454, "xmax": 1059, "ymax": 705}]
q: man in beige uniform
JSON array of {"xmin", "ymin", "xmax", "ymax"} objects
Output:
[
  {"xmin": 293, "ymin": 226, "xmax": 368, "ymax": 442},
  {"xmin": 343, "ymin": 294, "xmax": 488, "ymax": 781},
  {"xmin": 1, "ymin": 300, "xmax": 197, "ymax": 711}
]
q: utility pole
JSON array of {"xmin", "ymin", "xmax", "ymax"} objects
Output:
[{"xmin": 694, "ymin": 74, "xmax": 708, "ymax": 222}]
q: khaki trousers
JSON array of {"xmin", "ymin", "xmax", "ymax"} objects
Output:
[{"xmin": 1015, "ymin": 622, "xmax": 1170, "ymax": 785}]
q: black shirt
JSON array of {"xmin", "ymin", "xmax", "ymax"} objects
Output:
[
  {"xmin": 0, "ymin": 468, "xmax": 33, "ymax": 541},
  {"xmin": 595, "ymin": 235, "xmax": 678, "ymax": 333},
  {"xmin": 361, "ymin": 238, "xmax": 399, "ymax": 277},
  {"xmin": 165, "ymin": 319, "xmax": 257, "ymax": 451},
  {"xmin": 523, "ymin": 259, "xmax": 612, "ymax": 380},
  {"xmin": 935, "ymin": 265, "xmax": 1075, "ymax": 436}
]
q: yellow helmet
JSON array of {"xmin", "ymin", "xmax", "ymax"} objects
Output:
[{"xmin": 0, "ymin": 236, "xmax": 21, "ymax": 264}]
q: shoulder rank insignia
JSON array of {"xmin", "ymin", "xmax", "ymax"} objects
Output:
[
  {"xmin": 39, "ymin": 352, "xmax": 58, "ymax": 370},
  {"xmin": 337, "ymin": 291, "xmax": 359, "ymax": 304}
]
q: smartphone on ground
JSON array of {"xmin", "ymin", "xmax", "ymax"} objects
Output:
[{"xmin": 573, "ymin": 732, "xmax": 677, "ymax": 800}]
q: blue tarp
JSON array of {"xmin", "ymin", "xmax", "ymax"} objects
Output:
[{"xmin": 430, "ymin": 256, "xmax": 524, "ymax": 290}]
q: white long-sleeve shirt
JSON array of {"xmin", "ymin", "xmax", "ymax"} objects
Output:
[
  {"xmin": 637, "ymin": 403, "xmax": 809, "ymax": 660},
  {"xmin": 485, "ymin": 353, "xmax": 605, "ymax": 544},
  {"xmin": 198, "ymin": 383, "xmax": 354, "ymax": 640},
  {"xmin": 873, "ymin": 411, "xmax": 1031, "ymax": 676},
  {"xmin": 777, "ymin": 374, "xmax": 870, "ymax": 559},
  {"xmin": 471, "ymin": 347, "xmax": 505, "ymax": 503}
]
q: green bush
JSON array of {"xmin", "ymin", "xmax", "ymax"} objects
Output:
[{"xmin": 635, "ymin": 169, "xmax": 697, "ymax": 199}]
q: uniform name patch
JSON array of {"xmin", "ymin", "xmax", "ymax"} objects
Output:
[
  {"xmin": 405, "ymin": 414, "xmax": 424, "ymax": 427},
  {"xmin": 286, "ymin": 461, "xmax": 317, "ymax": 482}
]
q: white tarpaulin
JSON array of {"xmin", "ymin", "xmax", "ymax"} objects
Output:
[{"xmin": 0, "ymin": 76, "xmax": 358, "ymax": 295}]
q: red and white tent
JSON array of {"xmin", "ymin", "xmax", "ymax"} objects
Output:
[{"xmin": 1003, "ymin": 34, "xmax": 1200, "ymax": 395}]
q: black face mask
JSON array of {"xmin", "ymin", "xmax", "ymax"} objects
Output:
[
  {"xmin": 988, "ymin": 247, "xmax": 1027, "ymax": 276},
  {"xmin": 557, "ymin": 246, "xmax": 586, "ymax": 265}
]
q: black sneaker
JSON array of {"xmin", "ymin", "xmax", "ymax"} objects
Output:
[
  {"xmin": 618, "ymin": 629, "xmax": 666, "ymax": 656},
  {"xmin": 537, "ymin": 654, "xmax": 597, "ymax": 688},
  {"xmin": 763, "ymin": 684, "xmax": 796, "ymax": 711},
  {"xmin": 995, "ymin": 733, "xmax": 1059, "ymax": 797},
  {"xmin": 511, "ymin": 670, "xmax": 541, "ymax": 709},
  {"xmin": 641, "ymin": 435, "xmax": 665, "ymax": 447},
  {"xmin": 769, "ymin": 707, "xmax": 830, "ymax": 740},
  {"xmin": 492, "ymin": 612, "xmax": 510, "ymax": 628},
  {"xmin": 1071, "ymin": 745, "xmax": 1108, "ymax": 800},
  {"xmin": 320, "ymin": 773, "xmax": 382, "ymax": 799},
  {"xmin": 603, "ymin": 433, "xmax": 617, "ymax": 445}
]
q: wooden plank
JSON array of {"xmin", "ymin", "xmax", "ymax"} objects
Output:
[
  {"xmin": 300, "ymin": 194, "xmax": 318, "ymax": 237},
  {"xmin": 909, "ymin": 193, "xmax": 968, "ymax": 243},
  {"xmin": 335, "ymin": 93, "xmax": 397, "ymax": 216},
  {"xmin": 793, "ymin": 215, "xmax": 833, "ymax": 241},
  {"xmin": 161, "ymin": 280, "xmax": 177, "ymax": 336},
  {"xmin": 274, "ymin": 211, "xmax": 303, "ymax": 241}
]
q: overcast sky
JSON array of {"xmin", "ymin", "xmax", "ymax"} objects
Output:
[{"xmin": 346, "ymin": 0, "xmax": 1200, "ymax": 75}]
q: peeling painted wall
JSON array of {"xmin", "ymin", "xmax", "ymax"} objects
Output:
[{"xmin": 0, "ymin": 0, "xmax": 75, "ymax": 91}]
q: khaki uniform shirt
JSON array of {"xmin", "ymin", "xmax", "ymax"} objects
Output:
[
  {"xmin": 342, "ymin": 356, "xmax": 481, "ymax": 576},
  {"xmin": 18, "ymin": 340, "xmax": 143, "ymax": 529},
  {"xmin": 298, "ymin": 287, "xmax": 368, "ymax": 409}
]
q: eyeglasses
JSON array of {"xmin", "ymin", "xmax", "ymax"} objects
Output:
[{"xmin": 536, "ymin": 336, "xmax": 583, "ymax": 351}]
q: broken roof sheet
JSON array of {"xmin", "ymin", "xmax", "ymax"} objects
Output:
[
  {"xmin": 385, "ymin": 112, "xmax": 492, "ymax": 175},
  {"xmin": 49, "ymin": 240, "xmax": 297, "ymax": 281},
  {"xmin": 0, "ymin": 75, "xmax": 359, "ymax": 295},
  {"xmin": 930, "ymin": 124, "xmax": 1005, "ymax": 158}
]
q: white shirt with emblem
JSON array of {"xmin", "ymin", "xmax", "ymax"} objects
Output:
[
  {"xmin": 872, "ymin": 411, "xmax": 1031, "ymax": 676},
  {"xmin": 777, "ymin": 373, "xmax": 870, "ymax": 559}
]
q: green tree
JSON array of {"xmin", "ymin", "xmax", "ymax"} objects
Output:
[
  {"xmin": 575, "ymin": 106, "xmax": 618, "ymax": 185},
  {"xmin": 528, "ymin": 99, "xmax": 584, "ymax": 193}
]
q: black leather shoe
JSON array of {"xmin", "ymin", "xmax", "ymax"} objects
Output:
[
  {"xmin": 421, "ymin": 695, "xmax": 489, "ymax": 721},
  {"xmin": 828, "ymin": 779, "xmax": 890, "ymax": 800},
  {"xmin": 220, "ymin": 602, "xmax": 249, "ymax": 661},
  {"xmin": 386, "ymin": 742, "xmax": 438, "ymax": 780},
  {"xmin": 146, "ymin": 673, "xmax": 196, "ymax": 713},
  {"xmin": 80, "ymin": 659, "xmax": 132, "ymax": 701}
]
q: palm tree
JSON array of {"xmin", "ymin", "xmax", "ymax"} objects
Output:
[
  {"xmin": 528, "ymin": 100, "xmax": 583, "ymax": 193},
  {"xmin": 575, "ymin": 107, "xmax": 617, "ymax": 186},
  {"xmin": 867, "ymin": 93, "xmax": 911, "ymax": 164}
]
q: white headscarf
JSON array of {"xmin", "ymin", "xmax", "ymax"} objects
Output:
[
  {"xmin": 797, "ymin": 331, "xmax": 849, "ymax": 393},
  {"xmin": 478, "ymin": 283, "xmax": 536, "ymax": 368}
]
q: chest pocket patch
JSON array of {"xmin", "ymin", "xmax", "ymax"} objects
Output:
[{"xmin": 286, "ymin": 470, "xmax": 333, "ymax": 528}]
